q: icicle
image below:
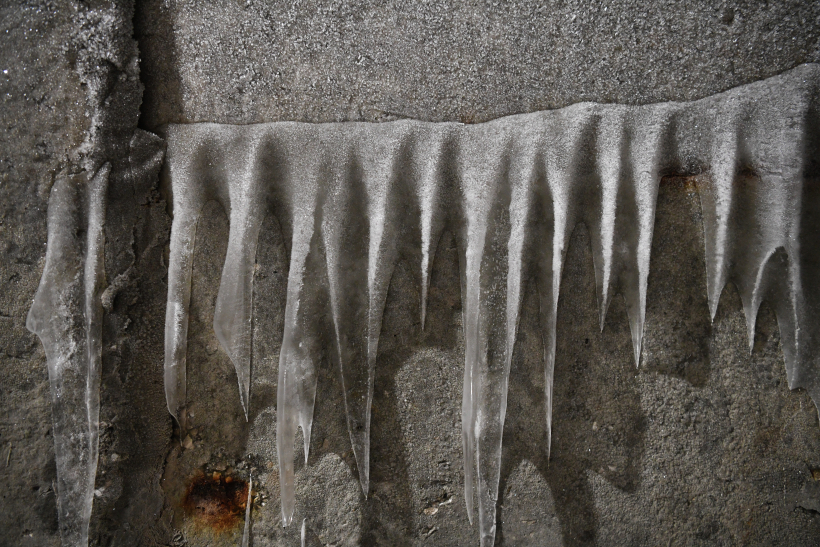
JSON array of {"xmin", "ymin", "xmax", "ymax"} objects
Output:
[
  {"xmin": 412, "ymin": 127, "xmax": 450, "ymax": 330},
  {"xmin": 778, "ymin": 81, "xmax": 816, "ymax": 397},
  {"xmin": 585, "ymin": 103, "xmax": 669, "ymax": 367},
  {"xmin": 456, "ymin": 128, "xmax": 496, "ymax": 529},
  {"xmin": 537, "ymin": 105, "xmax": 592, "ymax": 455},
  {"xmin": 589, "ymin": 106, "xmax": 624, "ymax": 331},
  {"xmin": 163, "ymin": 125, "xmax": 215, "ymax": 431},
  {"xmin": 700, "ymin": 100, "xmax": 743, "ymax": 322},
  {"xmin": 457, "ymin": 118, "xmax": 528, "ymax": 545},
  {"xmin": 736, "ymin": 118, "xmax": 801, "ymax": 355},
  {"xmin": 625, "ymin": 105, "xmax": 672, "ymax": 366},
  {"xmin": 320, "ymin": 125, "xmax": 408, "ymax": 496},
  {"xmin": 242, "ymin": 473, "xmax": 253, "ymax": 547},
  {"xmin": 300, "ymin": 518, "xmax": 323, "ymax": 547},
  {"xmin": 277, "ymin": 128, "xmax": 328, "ymax": 526},
  {"xmin": 27, "ymin": 165, "xmax": 109, "ymax": 546},
  {"xmin": 214, "ymin": 130, "xmax": 267, "ymax": 420}
]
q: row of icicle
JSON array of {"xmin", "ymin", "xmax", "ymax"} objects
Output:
[{"xmin": 28, "ymin": 64, "xmax": 820, "ymax": 547}]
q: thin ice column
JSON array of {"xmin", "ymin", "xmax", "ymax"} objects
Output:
[
  {"xmin": 214, "ymin": 130, "xmax": 268, "ymax": 420},
  {"xmin": 163, "ymin": 127, "xmax": 217, "ymax": 430},
  {"xmin": 536, "ymin": 106, "xmax": 591, "ymax": 455},
  {"xmin": 277, "ymin": 128, "xmax": 329, "ymax": 525},
  {"xmin": 27, "ymin": 165, "xmax": 109, "ymax": 547}
]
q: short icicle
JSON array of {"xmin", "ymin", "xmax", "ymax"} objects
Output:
[
  {"xmin": 413, "ymin": 126, "xmax": 450, "ymax": 330},
  {"xmin": 701, "ymin": 102, "xmax": 742, "ymax": 321},
  {"xmin": 735, "ymin": 108, "xmax": 802, "ymax": 355},
  {"xmin": 242, "ymin": 473, "xmax": 253, "ymax": 547}
]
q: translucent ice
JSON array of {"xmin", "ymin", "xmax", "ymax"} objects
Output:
[
  {"xmin": 27, "ymin": 165, "xmax": 108, "ymax": 547},
  {"xmin": 27, "ymin": 129, "xmax": 164, "ymax": 546},
  {"xmin": 161, "ymin": 64, "xmax": 820, "ymax": 547}
]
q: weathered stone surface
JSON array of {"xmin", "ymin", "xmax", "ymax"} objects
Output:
[{"xmin": 2, "ymin": 1, "xmax": 820, "ymax": 546}]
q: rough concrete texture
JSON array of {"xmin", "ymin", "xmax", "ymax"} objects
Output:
[
  {"xmin": 136, "ymin": 0, "xmax": 820, "ymax": 127},
  {"xmin": 1, "ymin": 1, "xmax": 820, "ymax": 546}
]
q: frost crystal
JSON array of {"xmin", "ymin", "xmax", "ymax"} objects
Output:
[{"xmin": 162, "ymin": 64, "xmax": 820, "ymax": 546}]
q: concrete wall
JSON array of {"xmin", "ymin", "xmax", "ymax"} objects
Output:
[{"xmin": 2, "ymin": 1, "xmax": 820, "ymax": 545}]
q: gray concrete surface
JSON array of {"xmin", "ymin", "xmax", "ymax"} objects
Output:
[{"xmin": 1, "ymin": 1, "xmax": 820, "ymax": 546}]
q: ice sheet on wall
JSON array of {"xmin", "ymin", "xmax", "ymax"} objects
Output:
[{"xmin": 156, "ymin": 63, "xmax": 820, "ymax": 547}]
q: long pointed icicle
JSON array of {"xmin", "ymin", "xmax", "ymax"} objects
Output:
[
  {"xmin": 589, "ymin": 107, "xmax": 624, "ymax": 331},
  {"xmin": 277, "ymin": 127, "xmax": 326, "ymax": 526},
  {"xmin": 163, "ymin": 126, "xmax": 214, "ymax": 431},
  {"xmin": 321, "ymin": 126, "xmax": 406, "ymax": 496},
  {"xmin": 457, "ymin": 120, "xmax": 523, "ymax": 545},
  {"xmin": 457, "ymin": 130, "xmax": 494, "ymax": 528},
  {"xmin": 625, "ymin": 106, "xmax": 671, "ymax": 366},
  {"xmin": 160, "ymin": 64, "xmax": 820, "ymax": 547},
  {"xmin": 537, "ymin": 105, "xmax": 592, "ymax": 455},
  {"xmin": 27, "ymin": 165, "xmax": 109, "ymax": 546},
  {"xmin": 214, "ymin": 131, "xmax": 266, "ymax": 420},
  {"xmin": 357, "ymin": 126, "xmax": 408, "ymax": 495},
  {"xmin": 321, "ymin": 143, "xmax": 370, "ymax": 493}
]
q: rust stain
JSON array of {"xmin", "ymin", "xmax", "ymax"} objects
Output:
[{"xmin": 182, "ymin": 471, "xmax": 250, "ymax": 532}]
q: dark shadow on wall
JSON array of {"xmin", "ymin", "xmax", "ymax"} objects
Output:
[
  {"xmin": 497, "ymin": 222, "xmax": 647, "ymax": 547},
  {"xmin": 642, "ymin": 176, "xmax": 712, "ymax": 387},
  {"xmin": 496, "ymin": 176, "xmax": 713, "ymax": 546},
  {"xmin": 134, "ymin": 0, "xmax": 184, "ymax": 130}
]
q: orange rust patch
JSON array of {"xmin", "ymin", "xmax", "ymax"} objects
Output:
[{"xmin": 182, "ymin": 472, "xmax": 249, "ymax": 532}]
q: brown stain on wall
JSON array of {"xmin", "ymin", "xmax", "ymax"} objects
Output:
[{"xmin": 182, "ymin": 472, "xmax": 250, "ymax": 532}]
